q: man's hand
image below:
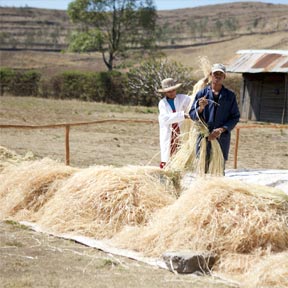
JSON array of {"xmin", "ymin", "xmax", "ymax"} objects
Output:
[
  {"xmin": 198, "ymin": 96, "xmax": 208, "ymax": 113},
  {"xmin": 208, "ymin": 127, "xmax": 226, "ymax": 141}
]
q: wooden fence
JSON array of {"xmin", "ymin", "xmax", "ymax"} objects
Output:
[
  {"xmin": 1, "ymin": 120, "xmax": 287, "ymax": 168},
  {"xmin": 0, "ymin": 119, "xmax": 157, "ymax": 166}
]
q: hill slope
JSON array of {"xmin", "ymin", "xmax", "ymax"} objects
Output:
[
  {"xmin": 0, "ymin": 2, "xmax": 287, "ymax": 51},
  {"xmin": 0, "ymin": 2, "xmax": 287, "ymax": 79}
]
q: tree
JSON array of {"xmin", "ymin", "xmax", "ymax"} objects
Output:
[
  {"xmin": 224, "ymin": 17, "xmax": 238, "ymax": 35},
  {"xmin": 67, "ymin": 0, "xmax": 157, "ymax": 71},
  {"xmin": 214, "ymin": 20, "xmax": 223, "ymax": 38}
]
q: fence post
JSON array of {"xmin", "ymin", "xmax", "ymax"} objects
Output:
[
  {"xmin": 65, "ymin": 125, "xmax": 70, "ymax": 165},
  {"xmin": 234, "ymin": 127, "xmax": 240, "ymax": 169}
]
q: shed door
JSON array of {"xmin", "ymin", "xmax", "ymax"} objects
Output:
[{"xmin": 259, "ymin": 76, "xmax": 286, "ymax": 123}]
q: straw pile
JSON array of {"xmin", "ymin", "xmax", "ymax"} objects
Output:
[
  {"xmin": 30, "ymin": 165, "xmax": 176, "ymax": 238},
  {"xmin": 0, "ymin": 158, "xmax": 77, "ymax": 220},
  {"xmin": 216, "ymin": 251, "xmax": 288, "ymax": 287},
  {"xmin": 110, "ymin": 177, "xmax": 288, "ymax": 287}
]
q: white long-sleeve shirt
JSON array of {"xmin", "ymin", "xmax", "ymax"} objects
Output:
[{"xmin": 158, "ymin": 94, "xmax": 192, "ymax": 162}]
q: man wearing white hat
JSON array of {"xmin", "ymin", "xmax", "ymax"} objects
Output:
[
  {"xmin": 189, "ymin": 63, "xmax": 240, "ymax": 173},
  {"xmin": 158, "ymin": 78, "xmax": 191, "ymax": 169}
]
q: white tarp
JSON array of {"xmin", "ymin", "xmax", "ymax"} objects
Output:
[{"xmin": 182, "ymin": 169, "xmax": 288, "ymax": 195}]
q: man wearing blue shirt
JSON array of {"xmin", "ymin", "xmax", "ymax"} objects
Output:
[{"xmin": 189, "ymin": 63, "xmax": 240, "ymax": 174}]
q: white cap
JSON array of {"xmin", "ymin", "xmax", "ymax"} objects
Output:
[{"xmin": 211, "ymin": 63, "xmax": 226, "ymax": 74}]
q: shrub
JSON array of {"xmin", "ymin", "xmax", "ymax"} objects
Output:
[
  {"xmin": 0, "ymin": 67, "xmax": 15, "ymax": 96},
  {"xmin": 127, "ymin": 57, "xmax": 194, "ymax": 106},
  {"xmin": 39, "ymin": 70, "xmax": 127, "ymax": 103},
  {"xmin": 0, "ymin": 68, "xmax": 41, "ymax": 96}
]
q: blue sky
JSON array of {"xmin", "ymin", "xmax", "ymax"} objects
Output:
[{"xmin": 1, "ymin": 0, "xmax": 287, "ymax": 10}]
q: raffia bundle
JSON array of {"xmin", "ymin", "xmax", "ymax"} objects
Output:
[
  {"xmin": 165, "ymin": 57, "xmax": 211, "ymax": 173},
  {"xmin": 111, "ymin": 177, "xmax": 288, "ymax": 258},
  {"xmin": 164, "ymin": 124, "xmax": 198, "ymax": 172},
  {"xmin": 0, "ymin": 158, "xmax": 77, "ymax": 220},
  {"xmin": 36, "ymin": 165, "xmax": 176, "ymax": 238},
  {"xmin": 166, "ymin": 116, "xmax": 224, "ymax": 176}
]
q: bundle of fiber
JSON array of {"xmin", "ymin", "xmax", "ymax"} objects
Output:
[
  {"xmin": 191, "ymin": 56, "xmax": 212, "ymax": 98},
  {"xmin": 193, "ymin": 124, "xmax": 225, "ymax": 176},
  {"xmin": 0, "ymin": 158, "xmax": 78, "ymax": 220},
  {"xmin": 111, "ymin": 177, "xmax": 288, "ymax": 259},
  {"xmin": 36, "ymin": 165, "xmax": 176, "ymax": 239},
  {"xmin": 164, "ymin": 125, "xmax": 198, "ymax": 172},
  {"xmin": 166, "ymin": 122, "xmax": 224, "ymax": 176}
]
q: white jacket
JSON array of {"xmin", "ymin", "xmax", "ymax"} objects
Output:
[{"xmin": 158, "ymin": 94, "xmax": 192, "ymax": 162}]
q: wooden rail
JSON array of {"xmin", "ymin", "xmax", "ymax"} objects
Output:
[
  {"xmin": 1, "ymin": 120, "xmax": 287, "ymax": 168},
  {"xmin": 0, "ymin": 119, "xmax": 158, "ymax": 165}
]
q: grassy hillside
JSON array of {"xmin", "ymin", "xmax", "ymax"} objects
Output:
[
  {"xmin": 0, "ymin": 2, "xmax": 287, "ymax": 80},
  {"xmin": 157, "ymin": 2, "xmax": 288, "ymax": 46},
  {"xmin": 0, "ymin": 2, "xmax": 287, "ymax": 51},
  {"xmin": 0, "ymin": 7, "xmax": 73, "ymax": 51}
]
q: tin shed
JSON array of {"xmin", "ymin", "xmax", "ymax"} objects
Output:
[{"xmin": 226, "ymin": 50, "xmax": 288, "ymax": 124}]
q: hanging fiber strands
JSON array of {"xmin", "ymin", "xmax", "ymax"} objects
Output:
[
  {"xmin": 165, "ymin": 99, "xmax": 224, "ymax": 176},
  {"xmin": 192, "ymin": 99, "xmax": 224, "ymax": 176}
]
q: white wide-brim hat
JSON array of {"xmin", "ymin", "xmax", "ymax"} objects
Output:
[{"xmin": 158, "ymin": 78, "xmax": 182, "ymax": 93}]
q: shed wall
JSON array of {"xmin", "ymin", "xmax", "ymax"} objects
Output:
[{"xmin": 241, "ymin": 73, "xmax": 287, "ymax": 123}]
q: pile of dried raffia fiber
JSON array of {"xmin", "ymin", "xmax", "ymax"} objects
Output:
[
  {"xmin": 0, "ymin": 158, "xmax": 176, "ymax": 238},
  {"xmin": 0, "ymin": 149, "xmax": 287, "ymax": 288}
]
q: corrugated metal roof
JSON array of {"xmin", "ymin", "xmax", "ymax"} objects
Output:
[{"xmin": 226, "ymin": 50, "xmax": 288, "ymax": 73}]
